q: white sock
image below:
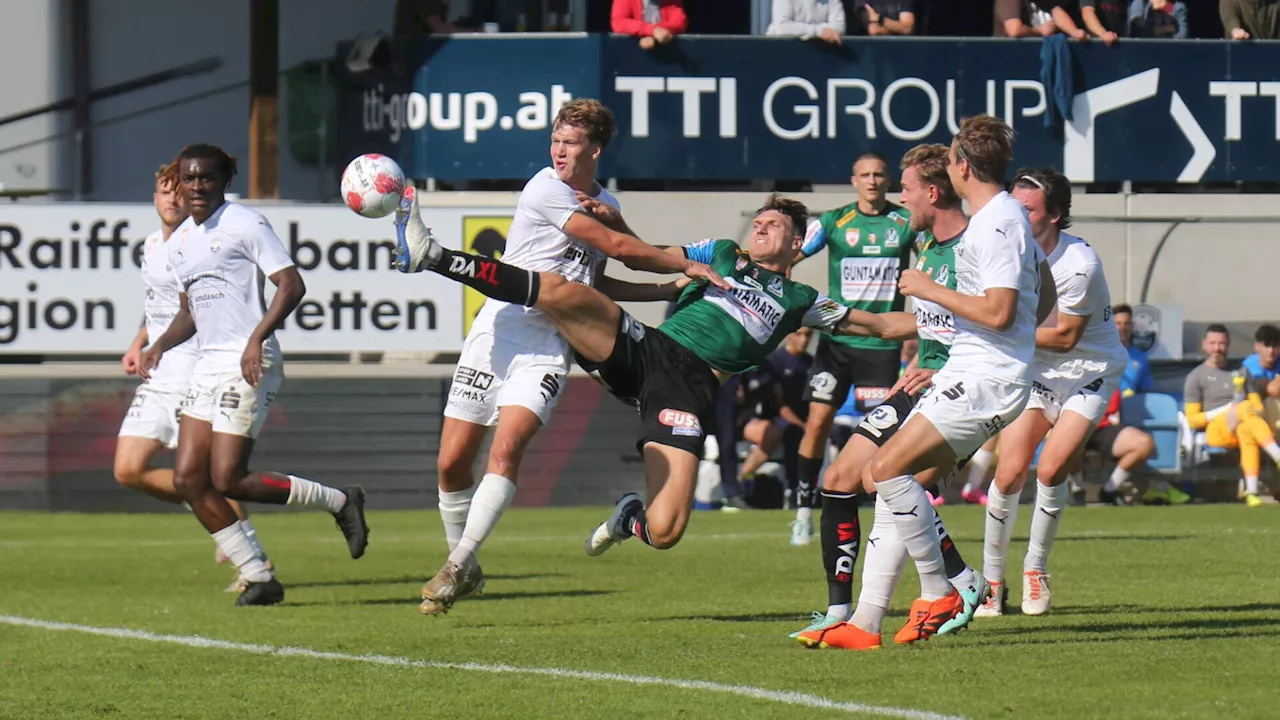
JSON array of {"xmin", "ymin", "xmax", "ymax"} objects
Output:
[
  {"xmin": 1024, "ymin": 481, "xmax": 1068, "ymax": 574},
  {"xmin": 1066, "ymin": 472, "xmax": 1085, "ymax": 493},
  {"xmin": 796, "ymin": 506, "xmax": 813, "ymax": 523},
  {"xmin": 1246, "ymin": 475, "xmax": 1260, "ymax": 495},
  {"xmin": 950, "ymin": 565, "xmax": 978, "ymax": 595},
  {"xmin": 438, "ymin": 486, "xmax": 475, "ymax": 552},
  {"xmin": 874, "ymin": 474, "xmax": 951, "ymax": 600},
  {"xmin": 826, "ymin": 602, "xmax": 852, "ymax": 621},
  {"xmin": 852, "ymin": 495, "xmax": 908, "ymax": 634},
  {"xmin": 1103, "ymin": 467, "xmax": 1130, "ymax": 492},
  {"xmin": 285, "ymin": 475, "xmax": 348, "ymax": 513},
  {"xmin": 963, "ymin": 448, "xmax": 995, "ymax": 493},
  {"xmin": 1264, "ymin": 443, "xmax": 1280, "ymax": 464},
  {"xmin": 239, "ymin": 518, "xmax": 268, "ymax": 561},
  {"xmin": 211, "ymin": 522, "xmax": 272, "ymax": 582},
  {"xmin": 983, "ymin": 486, "xmax": 1020, "ymax": 586},
  {"xmin": 448, "ymin": 473, "xmax": 517, "ymax": 566}
]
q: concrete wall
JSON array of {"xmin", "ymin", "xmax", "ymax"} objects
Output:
[{"xmin": 0, "ymin": 0, "xmax": 70, "ymax": 194}]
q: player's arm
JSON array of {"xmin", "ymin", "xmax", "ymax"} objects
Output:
[
  {"xmin": 563, "ymin": 213, "xmax": 726, "ymax": 286},
  {"xmin": 122, "ymin": 322, "xmax": 149, "ymax": 375},
  {"xmin": 1182, "ymin": 372, "xmax": 1224, "ymax": 430},
  {"xmin": 595, "ymin": 274, "xmax": 688, "ymax": 303},
  {"xmin": 792, "ymin": 216, "xmax": 830, "ymax": 267},
  {"xmin": 1035, "ymin": 261, "xmax": 1057, "ymax": 325},
  {"xmin": 831, "ymin": 308, "xmax": 916, "ymax": 341},
  {"xmin": 1036, "ymin": 259, "xmax": 1091, "ymax": 352},
  {"xmin": 901, "ymin": 276, "xmax": 1019, "ymax": 332},
  {"xmin": 253, "ymin": 266, "xmax": 306, "ymax": 343}
]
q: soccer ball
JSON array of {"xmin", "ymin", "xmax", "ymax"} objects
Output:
[{"xmin": 340, "ymin": 153, "xmax": 405, "ymax": 219}]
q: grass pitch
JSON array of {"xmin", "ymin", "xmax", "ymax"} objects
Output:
[{"xmin": 1, "ymin": 504, "xmax": 1277, "ymax": 719}]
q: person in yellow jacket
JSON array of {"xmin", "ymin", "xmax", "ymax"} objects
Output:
[{"xmin": 1183, "ymin": 324, "xmax": 1280, "ymax": 507}]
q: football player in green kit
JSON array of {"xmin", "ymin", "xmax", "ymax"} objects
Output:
[
  {"xmin": 391, "ymin": 187, "xmax": 907, "ymax": 560},
  {"xmin": 788, "ymin": 152, "xmax": 919, "ymax": 547}
]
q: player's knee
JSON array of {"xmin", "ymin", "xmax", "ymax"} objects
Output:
[
  {"xmin": 113, "ymin": 458, "xmax": 145, "ymax": 489},
  {"xmin": 535, "ymin": 273, "xmax": 569, "ymax": 305},
  {"xmin": 437, "ymin": 446, "xmax": 473, "ymax": 483},
  {"xmin": 823, "ymin": 464, "xmax": 856, "ymax": 493},
  {"xmin": 172, "ymin": 467, "xmax": 202, "ymax": 498},
  {"xmin": 209, "ymin": 464, "xmax": 243, "ymax": 496}
]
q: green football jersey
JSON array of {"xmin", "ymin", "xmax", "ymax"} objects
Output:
[
  {"xmin": 912, "ymin": 230, "xmax": 962, "ymax": 371},
  {"xmin": 801, "ymin": 200, "xmax": 917, "ymax": 351},
  {"xmin": 660, "ymin": 239, "xmax": 849, "ymax": 375}
]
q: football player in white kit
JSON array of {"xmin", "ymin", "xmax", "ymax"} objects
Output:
[
  {"xmin": 977, "ymin": 167, "xmax": 1128, "ymax": 618},
  {"xmin": 862, "ymin": 115, "xmax": 1052, "ymax": 645},
  {"xmin": 140, "ymin": 144, "xmax": 369, "ymax": 606},
  {"xmin": 414, "ymin": 98, "xmax": 721, "ymax": 615},
  {"xmin": 115, "ymin": 167, "xmax": 264, "ymax": 585}
]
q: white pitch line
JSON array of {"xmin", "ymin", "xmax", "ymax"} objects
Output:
[{"xmin": 0, "ymin": 615, "xmax": 966, "ymax": 720}]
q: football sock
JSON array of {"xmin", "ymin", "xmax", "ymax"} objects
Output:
[
  {"xmin": 963, "ymin": 447, "xmax": 995, "ymax": 493},
  {"xmin": 1024, "ymin": 481, "xmax": 1068, "ymax": 574},
  {"xmin": 820, "ymin": 490, "xmax": 860, "ymax": 612},
  {"xmin": 874, "ymin": 474, "xmax": 952, "ymax": 600},
  {"xmin": 285, "ymin": 475, "xmax": 348, "ymax": 513},
  {"xmin": 211, "ymin": 522, "xmax": 272, "ymax": 583},
  {"xmin": 1103, "ymin": 467, "xmax": 1130, "ymax": 492},
  {"xmin": 1264, "ymin": 442, "xmax": 1280, "ymax": 464},
  {"xmin": 852, "ymin": 496, "xmax": 907, "ymax": 634},
  {"xmin": 431, "ymin": 250, "xmax": 540, "ymax": 307},
  {"xmin": 932, "ymin": 506, "xmax": 968, "ymax": 580},
  {"xmin": 239, "ymin": 518, "xmax": 267, "ymax": 561},
  {"xmin": 438, "ymin": 486, "xmax": 475, "ymax": 553},
  {"xmin": 983, "ymin": 486, "xmax": 1019, "ymax": 585},
  {"xmin": 795, "ymin": 455, "xmax": 823, "ymax": 510},
  {"xmin": 450, "ymin": 474, "xmax": 517, "ymax": 566},
  {"xmin": 1245, "ymin": 475, "xmax": 1260, "ymax": 495}
]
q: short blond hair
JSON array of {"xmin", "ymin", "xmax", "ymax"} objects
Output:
[
  {"xmin": 954, "ymin": 114, "xmax": 1014, "ymax": 184},
  {"xmin": 900, "ymin": 144, "xmax": 959, "ymax": 206},
  {"xmin": 553, "ymin": 98, "xmax": 617, "ymax": 148}
]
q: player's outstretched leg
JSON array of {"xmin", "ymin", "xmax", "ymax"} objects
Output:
[
  {"xmin": 978, "ymin": 410, "xmax": 1050, "ymax": 618},
  {"xmin": 585, "ymin": 443, "xmax": 700, "ymax": 556}
]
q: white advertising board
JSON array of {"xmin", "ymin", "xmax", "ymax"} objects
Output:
[{"xmin": 0, "ymin": 203, "xmax": 516, "ymax": 353}]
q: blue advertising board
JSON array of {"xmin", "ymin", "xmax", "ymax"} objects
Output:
[{"xmin": 337, "ymin": 35, "xmax": 1280, "ymax": 184}]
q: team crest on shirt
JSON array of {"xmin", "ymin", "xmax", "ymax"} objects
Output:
[
  {"xmin": 864, "ymin": 234, "xmax": 882, "ymax": 255},
  {"xmin": 767, "ymin": 276, "xmax": 784, "ymax": 297},
  {"xmin": 734, "ymin": 257, "xmax": 748, "ymax": 271},
  {"xmin": 210, "ymin": 239, "xmax": 222, "ymax": 253},
  {"xmin": 844, "ymin": 229, "xmax": 860, "ymax": 247},
  {"xmin": 885, "ymin": 227, "xmax": 900, "ymax": 248},
  {"xmin": 936, "ymin": 264, "xmax": 950, "ymax": 286}
]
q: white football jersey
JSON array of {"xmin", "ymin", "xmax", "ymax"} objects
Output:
[
  {"xmin": 1035, "ymin": 232, "xmax": 1128, "ymax": 378},
  {"xmin": 140, "ymin": 229, "xmax": 199, "ymax": 389},
  {"xmin": 168, "ymin": 203, "xmax": 295, "ymax": 374},
  {"xmin": 471, "ymin": 167, "xmax": 617, "ymax": 345},
  {"xmin": 945, "ymin": 191, "xmax": 1044, "ymax": 384}
]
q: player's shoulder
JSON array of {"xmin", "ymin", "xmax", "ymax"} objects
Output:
[
  {"xmin": 820, "ymin": 200, "xmax": 859, "ymax": 226},
  {"xmin": 143, "ymin": 229, "xmax": 165, "ymax": 247},
  {"xmin": 214, "ymin": 202, "xmax": 270, "ymax": 233},
  {"xmin": 520, "ymin": 167, "xmax": 568, "ymax": 196}
]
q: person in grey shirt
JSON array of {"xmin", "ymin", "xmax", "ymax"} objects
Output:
[
  {"xmin": 1183, "ymin": 323, "xmax": 1280, "ymax": 507},
  {"xmin": 767, "ymin": 0, "xmax": 846, "ymax": 41}
]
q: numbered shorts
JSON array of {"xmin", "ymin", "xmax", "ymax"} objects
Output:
[
  {"xmin": 118, "ymin": 384, "xmax": 186, "ymax": 449},
  {"xmin": 802, "ymin": 339, "xmax": 900, "ymax": 407},
  {"xmin": 445, "ymin": 327, "xmax": 568, "ymax": 427},
  {"xmin": 182, "ymin": 367, "xmax": 283, "ymax": 439},
  {"xmin": 851, "ymin": 388, "xmax": 975, "ymax": 482},
  {"xmin": 577, "ymin": 312, "xmax": 720, "ymax": 457},
  {"xmin": 1026, "ymin": 369, "xmax": 1121, "ymax": 425},
  {"xmin": 906, "ymin": 369, "xmax": 1030, "ymax": 460}
]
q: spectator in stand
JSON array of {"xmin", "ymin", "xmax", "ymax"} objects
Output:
[
  {"xmin": 611, "ymin": 0, "xmax": 687, "ymax": 50},
  {"xmin": 853, "ymin": 0, "xmax": 917, "ymax": 35},
  {"xmin": 994, "ymin": 0, "xmax": 1089, "ymax": 39},
  {"xmin": 1080, "ymin": 0, "xmax": 1125, "ymax": 43},
  {"xmin": 1242, "ymin": 323, "xmax": 1280, "ymax": 429},
  {"xmin": 1129, "ymin": 0, "xmax": 1189, "ymax": 37},
  {"xmin": 1220, "ymin": 0, "xmax": 1279, "ymax": 39},
  {"xmin": 767, "ymin": 0, "xmax": 846, "ymax": 42}
]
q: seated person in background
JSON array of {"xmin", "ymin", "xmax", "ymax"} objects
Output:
[
  {"xmin": 1242, "ymin": 323, "xmax": 1280, "ymax": 430},
  {"xmin": 853, "ymin": 0, "xmax": 917, "ymax": 35},
  {"xmin": 738, "ymin": 328, "xmax": 814, "ymax": 508},
  {"xmin": 1113, "ymin": 304, "xmax": 1155, "ymax": 397},
  {"xmin": 1086, "ymin": 387, "xmax": 1169, "ymax": 505},
  {"xmin": 767, "ymin": 0, "xmax": 846, "ymax": 42},
  {"xmin": 611, "ymin": 0, "xmax": 688, "ymax": 50},
  {"xmin": 1183, "ymin": 324, "xmax": 1280, "ymax": 508}
]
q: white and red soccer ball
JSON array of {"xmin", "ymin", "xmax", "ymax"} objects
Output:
[{"xmin": 340, "ymin": 153, "xmax": 406, "ymax": 218}]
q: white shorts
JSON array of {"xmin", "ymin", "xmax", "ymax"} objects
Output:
[
  {"xmin": 1026, "ymin": 367, "xmax": 1122, "ymax": 425},
  {"xmin": 118, "ymin": 384, "xmax": 186, "ymax": 449},
  {"xmin": 907, "ymin": 368, "xmax": 1030, "ymax": 459},
  {"xmin": 444, "ymin": 327, "xmax": 568, "ymax": 427},
  {"xmin": 181, "ymin": 367, "xmax": 283, "ymax": 439}
]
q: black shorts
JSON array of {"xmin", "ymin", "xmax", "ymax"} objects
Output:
[
  {"xmin": 850, "ymin": 387, "xmax": 973, "ymax": 483},
  {"xmin": 577, "ymin": 312, "xmax": 720, "ymax": 457},
  {"xmin": 1086, "ymin": 424, "xmax": 1125, "ymax": 456},
  {"xmin": 802, "ymin": 339, "xmax": 901, "ymax": 408}
]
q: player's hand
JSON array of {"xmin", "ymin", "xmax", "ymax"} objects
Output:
[
  {"xmin": 819, "ymin": 27, "xmax": 842, "ymax": 43},
  {"xmin": 576, "ymin": 191, "xmax": 622, "ymax": 226},
  {"xmin": 122, "ymin": 345, "xmax": 143, "ymax": 375},
  {"xmin": 684, "ymin": 262, "xmax": 730, "ymax": 290},
  {"xmin": 138, "ymin": 347, "xmax": 163, "ymax": 383},
  {"xmin": 897, "ymin": 269, "xmax": 934, "ymax": 299},
  {"xmin": 652, "ymin": 26, "xmax": 673, "ymax": 43},
  {"xmin": 892, "ymin": 368, "xmax": 936, "ymax": 397},
  {"xmin": 241, "ymin": 340, "xmax": 265, "ymax": 387}
]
